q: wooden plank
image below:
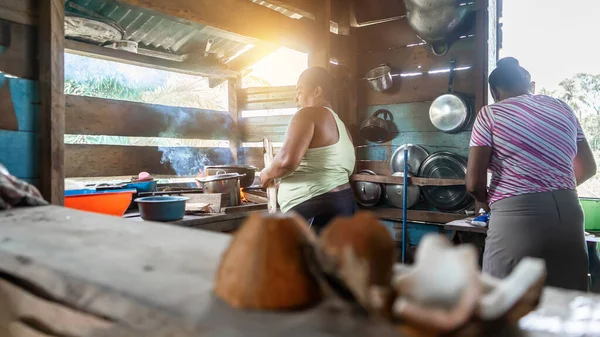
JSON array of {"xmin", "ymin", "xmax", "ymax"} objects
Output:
[
  {"xmin": 350, "ymin": 174, "xmax": 465, "ymax": 186},
  {"xmin": 0, "ymin": 206, "xmax": 598, "ymax": 336},
  {"xmin": 65, "ymin": 39, "xmax": 238, "ymax": 80},
  {"xmin": 360, "ymin": 102, "xmax": 437, "ymax": 133},
  {"xmin": 362, "ymin": 68, "xmax": 476, "ymax": 105},
  {"xmin": 375, "ymin": 208, "xmax": 469, "ymax": 224},
  {"xmin": 228, "ymin": 77, "xmax": 241, "ymax": 163},
  {"xmin": 38, "ymin": 0, "xmax": 64, "ymax": 205},
  {"xmin": 0, "ymin": 131, "xmax": 38, "ymax": 179},
  {"xmin": 240, "ymin": 86, "xmax": 297, "ymax": 111},
  {"xmin": 474, "ymin": 0, "xmax": 498, "ymax": 112},
  {"xmin": 352, "ymin": 0, "xmax": 406, "ymax": 27},
  {"xmin": 358, "ymin": 37, "xmax": 476, "ymax": 78},
  {"xmin": 241, "ymin": 115, "xmax": 292, "ymax": 143},
  {"xmin": 241, "ymin": 147, "xmax": 280, "ymax": 169},
  {"xmin": 356, "ymin": 19, "xmax": 421, "ymax": 53},
  {"xmin": 65, "ymin": 95, "xmax": 234, "ymax": 139},
  {"xmin": 355, "ymin": 160, "xmax": 390, "ymax": 175},
  {"xmin": 355, "ymin": 132, "xmax": 472, "ymax": 161},
  {"xmin": 64, "ymin": 145, "xmax": 233, "ymax": 178},
  {"xmin": 0, "ymin": 0, "xmax": 37, "ymax": 26},
  {"xmin": 0, "ymin": 20, "xmax": 38, "ymax": 80},
  {"xmin": 308, "ymin": 0, "xmax": 331, "ymax": 69},
  {"xmin": 9, "ymin": 77, "xmax": 40, "ymax": 133},
  {"xmin": 117, "ymin": 0, "xmax": 314, "ymax": 52},
  {"xmin": 222, "ymin": 203, "xmax": 267, "ymax": 214},
  {"xmin": 259, "ymin": 0, "xmax": 316, "ymax": 20}
]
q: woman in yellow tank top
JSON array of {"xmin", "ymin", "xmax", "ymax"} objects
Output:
[{"xmin": 259, "ymin": 67, "xmax": 357, "ymax": 232}]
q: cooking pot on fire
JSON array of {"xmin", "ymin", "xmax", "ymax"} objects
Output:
[
  {"xmin": 198, "ymin": 171, "xmax": 245, "ymax": 207},
  {"xmin": 205, "ymin": 165, "xmax": 256, "ymax": 188}
]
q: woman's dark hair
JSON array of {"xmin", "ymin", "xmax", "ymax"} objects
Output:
[{"xmin": 488, "ymin": 57, "xmax": 531, "ymax": 92}]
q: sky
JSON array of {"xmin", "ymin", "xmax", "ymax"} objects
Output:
[{"xmin": 500, "ymin": 0, "xmax": 600, "ymax": 92}]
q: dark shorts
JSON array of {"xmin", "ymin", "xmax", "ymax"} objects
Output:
[{"xmin": 287, "ymin": 188, "xmax": 357, "ymax": 233}]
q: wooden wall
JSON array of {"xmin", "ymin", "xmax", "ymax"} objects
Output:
[
  {"xmin": 0, "ymin": 74, "xmax": 40, "ymax": 186},
  {"xmin": 354, "ymin": 2, "xmax": 488, "ymax": 175},
  {"xmin": 64, "ymin": 95, "xmax": 235, "ymax": 178}
]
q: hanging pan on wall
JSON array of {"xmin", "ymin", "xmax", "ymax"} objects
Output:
[{"xmin": 429, "ymin": 59, "xmax": 473, "ymax": 134}]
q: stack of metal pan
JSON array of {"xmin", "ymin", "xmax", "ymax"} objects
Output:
[{"xmin": 417, "ymin": 152, "xmax": 474, "ymax": 212}]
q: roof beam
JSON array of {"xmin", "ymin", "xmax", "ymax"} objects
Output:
[
  {"xmin": 255, "ymin": 0, "xmax": 317, "ymax": 20},
  {"xmin": 116, "ymin": 0, "xmax": 314, "ymax": 52},
  {"xmin": 65, "ymin": 39, "xmax": 239, "ymax": 79}
]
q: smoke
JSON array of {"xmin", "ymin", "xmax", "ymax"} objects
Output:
[{"xmin": 157, "ymin": 107, "xmax": 233, "ymax": 176}]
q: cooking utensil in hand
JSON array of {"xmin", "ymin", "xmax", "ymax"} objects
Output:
[
  {"xmin": 360, "ymin": 109, "xmax": 394, "ymax": 143},
  {"xmin": 429, "ymin": 60, "xmax": 473, "ymax": 133},
  {"xmin": 364, "ymin": 64, "xmax": 399, "ymax": 92},
  {"xmin": 263, "ymin": 138, "xmax": 277, "ymax": 213}
]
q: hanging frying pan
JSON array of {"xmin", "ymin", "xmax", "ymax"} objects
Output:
[{"xmin": 429, "ymin": 60, "xmax": 473, "ymax": 134}]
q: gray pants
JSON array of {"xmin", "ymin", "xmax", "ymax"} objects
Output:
[{"xmin": 483, "ymin": 190, "xmax": 588, "ymax": 291}]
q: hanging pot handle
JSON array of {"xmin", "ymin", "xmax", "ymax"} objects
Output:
[
  {"xmin": 447, "ymin": 59, "xmax": 456, "ymax": 93},
  {"xmin": 373, "ymin": 109, "xmax": 393, "ymax": 121}
]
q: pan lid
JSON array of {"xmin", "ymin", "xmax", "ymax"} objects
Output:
[
  {"xmin": 352, "ymin": 170, "xmax": 382, "ymax": 207},
  {"xmin": 429, "ymin": 94, "xmax": 470, "ymax": 133}
]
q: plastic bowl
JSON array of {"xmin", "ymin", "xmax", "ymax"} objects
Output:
[
  {"xmin": 125, "ymin": 180, "xmax": 158, "ymax": 193},
  {"xmin": 65, "ymin": 189, "xmax": 136, "ymax": 216},
  {"xmin": 135, "ymin": 196, "xmax": 189, "ymax": 222}
]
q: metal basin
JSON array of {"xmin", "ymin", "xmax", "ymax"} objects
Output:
[
  {"xmin": 385, "ymin": 172, "xmax": 421, "ymax": 209},
  {"xmin": 418, "ymin": 152, "xmax": 473, "ymax": 212}
]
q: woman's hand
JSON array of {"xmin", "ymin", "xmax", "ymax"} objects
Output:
[{"xmin": 259, "ymin": 169, "xmax": 275, "ymax": 189}]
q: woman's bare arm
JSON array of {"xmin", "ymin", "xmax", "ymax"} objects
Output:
[
  {"xmin": 574, "ymin": 139, "xmax": 597, "ymax": 186},
  {"xmin": 466, "ymin": 146, "xmax": 493, "ymax": 203}
]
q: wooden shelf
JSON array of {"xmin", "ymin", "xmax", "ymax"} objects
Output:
[
  {"xmin": 370, "ymin": 208, "xmax": 469, "ymax": 224},
  {"xmin": 350, "ymin": 174, "xmax": 465, "ymax": 187}
]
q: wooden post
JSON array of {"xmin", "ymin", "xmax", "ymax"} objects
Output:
[
  {"xmin": 308, "ymin": 0, "xmax": 331, "ymax": 69},
  {"xmin": 38, "ymin": 0, "xmax": 65, "ymax": 205},
  {"xmin": 475, "ymin": 0, "xmax": 499, "ymax": 112},
  {"xmin": 228, "ymin": 76, "xmax": 242, "ymax": 164}
]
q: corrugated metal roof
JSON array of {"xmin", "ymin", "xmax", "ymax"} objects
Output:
[{"xmin": 65, "ymin": 0, "xmax": 259, "ymax": 63}]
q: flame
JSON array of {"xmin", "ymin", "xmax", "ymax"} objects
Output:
[
  {"xmin": 195, "ymin": 169, "xmax": 205, "ymax": 188},
  {"xmin": 240, "ymin": 188, "xmax": 248, "ymax": 203}
]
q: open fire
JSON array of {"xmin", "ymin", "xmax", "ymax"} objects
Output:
[{"xmin": 240, "ymin": 188, "xmax": 249, "ymax": 203}]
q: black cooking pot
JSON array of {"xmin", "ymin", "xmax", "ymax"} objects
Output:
[{"xmin": 204, "ymin": 165, "xmax": 257, "ymax": 188}]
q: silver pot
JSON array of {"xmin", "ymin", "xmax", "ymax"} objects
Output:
[
  {"xmin": 385, "ymin": 172, "xmax": 421, "ymax": 209},
  {"xmin": 418, "ymin": 152, "xmax": 473, "ymax": 212},
  {"xmin": 198, "ymin": 172, "xmax": 245, "ymax": 207},
  {"xmin": 352, "ymin": 170, "xmax": 384, "ymax": 207},
  {"xmin": 364, "ymin": 64, "xmax": 394, "ymax": 92},
  {"xmin": 404, "ymin": 0, "xmax": 475, "ymax": 55},
  {"xmin": 360, "ymin": 109, "xmax": 394, "ymax": 143}
]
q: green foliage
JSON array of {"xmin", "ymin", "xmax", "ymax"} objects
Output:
[{"xmin": 64, "ymin": 78, "xmax": 147, "ymax": 102}]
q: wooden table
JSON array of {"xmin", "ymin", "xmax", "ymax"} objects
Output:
[
  {"xmin": 0, "ymin": 206, "xmax": 599, "ymax": 336},
  {"xmin": 125, "ymin": 211, "xmax": 252, "ymax": 232}
]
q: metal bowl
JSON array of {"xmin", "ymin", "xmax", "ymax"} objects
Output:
[
  {"xmin": 418, "ymin": 152, "xmax": 473, "ymax": 212},
  {"xmin": 390, "ymin": 144, "xmax": 429, "ymax": 175}
]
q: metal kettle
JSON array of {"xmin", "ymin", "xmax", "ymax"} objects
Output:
[{"xmin": 360, "ymin": 109, "xmax": 394, "ymax": 143}]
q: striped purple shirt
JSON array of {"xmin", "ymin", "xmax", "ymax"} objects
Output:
[{"xmin": 469, "ymin": 94, "xmax": 585, "ymax": 204}]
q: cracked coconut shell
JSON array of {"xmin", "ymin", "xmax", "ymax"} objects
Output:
[{"xmin": 214, "ymin": 212, "xmax": 322, "ymax": 310}]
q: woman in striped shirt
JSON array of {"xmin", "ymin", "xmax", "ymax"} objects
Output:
[{"xmin": 466, "ymin": 57, "xmax": 597, "ymax": 291}]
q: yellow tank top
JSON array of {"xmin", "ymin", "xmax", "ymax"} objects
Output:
[{"xmin": 278, "ymin": 108, "xmax": 356, "ymax": 213}]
